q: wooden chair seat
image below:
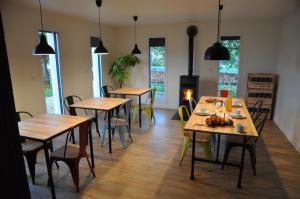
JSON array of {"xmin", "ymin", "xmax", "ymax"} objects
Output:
[
  {"xmin": 51, "ymin": 144, "xmax": 80, "ymax": 159},
  {"xmin": 22, "ymin": 140, "xmax": 43, "ymax": 152}
]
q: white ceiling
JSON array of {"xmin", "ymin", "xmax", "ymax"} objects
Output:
[{"xmin": 10, "ymin": 0, "xmax": 300, "ymax": 26}]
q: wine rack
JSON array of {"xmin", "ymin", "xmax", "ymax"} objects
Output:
[{"xmin": 247, "ymin": 73, "xmax": 278, "ymax": 119}]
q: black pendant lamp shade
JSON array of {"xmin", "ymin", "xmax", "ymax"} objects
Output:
[
  {"xmin": 131, "ymin": 16, "xmax": 141, "ymax": 54},
  {"xmin": 33, "ymin": 0, "xmax": 55, "ymax": 55},
  {"xmin": 94, "ymin": 40, "xmax": 108, "ymax": 54},
  {"xmin": 204, "ymin": 0, "xmax": 230, "ymax": 60},
  {"xmin": 94, "ymin": 0, "xmax": 108, "ymax": 54}
]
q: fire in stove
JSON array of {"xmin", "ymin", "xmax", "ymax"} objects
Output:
[{"xmin": 183, "ymin": 88, "xmax": 193, "ymax": 101}]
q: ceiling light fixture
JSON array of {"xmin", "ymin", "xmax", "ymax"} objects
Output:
[
  {"xmin": 204, "ymin": 0, "xmax": 230, "ymax": 60},
  {"xmin": 33, "ymin": 0, "xmax": 55, "ymax": 55},
  {"xmin": 131, "ymin": 16, "xmax": 141, "ymax": 54},
  {"xmin": 94, "ymin": 0, "xmax": 108, "ymax": 54}
]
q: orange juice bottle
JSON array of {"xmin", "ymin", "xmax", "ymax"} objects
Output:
[{"xmin": 226, "ymin": 93, "xmax": 232, "ymax": 112}]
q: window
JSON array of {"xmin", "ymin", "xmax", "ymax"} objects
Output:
[
  {"xmin": 90, "ymin": 37, "xmax": 103, "ymax": 98},
  {"xmin": 149, "ymin": 38, "xmax": 166, "ymax": 102},
  {"xmin": 218, "ymin": 36, "xmax": 241, "ymax": 97},
  {"xmin": 39, "ymin": 31, "xmax": 63, "ymax": 114}
]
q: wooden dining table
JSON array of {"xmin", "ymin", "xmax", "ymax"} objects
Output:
[
  {"xmin": 70, "ymin": 97, "xmax": 130, "ymax": 154},
  {"xmin": 18, "ymin": 114, "xmax": 91, "ymax": 199},
  {"xmin": 109, "ymin": 87, "xmax": 151, "ymax": 128},
  {"xmin": 184, "ymin": 96, "xmax": 258, "ymax": 189}
]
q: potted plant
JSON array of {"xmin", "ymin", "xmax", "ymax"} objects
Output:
[{"xmin": 109, "ymin": 54, "xmax": 140, "ymax": 88}]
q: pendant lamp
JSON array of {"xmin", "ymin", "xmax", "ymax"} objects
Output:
[
  {"xmin": 204, "ymin": 0, "xmax": 230, "ymax": 60},
  {"xmin": 131, "ymin": 16, "xmax": 141, "ymax": 54},
  {"xmin": 94, "ymin": 0, "xmax": 108, "ymax": 54},
  {"xmin": 33, "ymin": 0, "xmax": 55, "ymax": 55}
]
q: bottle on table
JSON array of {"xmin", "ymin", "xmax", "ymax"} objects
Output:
[{"xmin": 226, "ymin": 92, "xmax": 232, "ymax": 112}]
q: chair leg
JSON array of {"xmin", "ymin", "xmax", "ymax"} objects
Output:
[
  {"xmin": 126, "ymin": 125, "xmax": 133, "ymax": 142},
  {"xmin": 221, "ymin": 143, "xmax": 232, "ymax": 170},
  {"xmin": 118, "ymin": 127, "xmax": 126, "ymax": 149},
  {"xmin": 69, "ymin": 129, "xmax": 75, "ymax": 144},
  {"xmin": 104, "ymin": 112, "xmax": 107, "ymax": 120},
  {"xmin": 84, "ymin": 153, "xmax": 95, "ymax": 177},
  {"xmin": 101, "ymin": 127, "xmax": 107, "ymax": 147},
  {"xmin": 68, "ymin": 162, "xmax": 80, "ymax": 192},
  {"xmin": 249, "ymin": 147, "xmax": 257, "ymax": 176},
  {"xmin": 179, "ymin": 137, "xmax": 191, "ymax": 166},
  {"xmin": 94, "ymin": 118, "xmax": 101, "ymax": 139},
  {"xmin": 24, "ymin": 153, "xmax": 37, "ymax": 184}
]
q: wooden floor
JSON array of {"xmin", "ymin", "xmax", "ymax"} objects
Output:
[{"xmin": 28, "ymin": 109, "xmax": 300, "ymax": 199}]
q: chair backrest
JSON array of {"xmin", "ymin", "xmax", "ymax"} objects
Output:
[
  {"xmin": 16, "ymin": 111, "xmax": 33, "ymax": 122},
  {"xmin": 219, "ymin": 90, "xmax": 229, "ymax": 97},
  {"xmin": 64, "ymin": 95, "xmax": 84, "ymax": 116},
  {"xmin": 145, "ymin": 88, "xmax": 156, "ymax": 107},
  {"xmin": 116, "ymin": 100, "xmax": 132, "ymax": 122},
  {"xmin": 101, "ymin": 85, "xmax": 114, "ymax": 97},
  {"xmin": 250, "ymin": 99, "xmax": 263, "ymax": 123},
  {"xmin": 254, "ymin": 111, "xmax": 269, "ymax": 143},
  {"xmin": 78, "ymin": 121, "xmax": 89, "ymax": 157},
  {"xmin": 188, "ymin": 97, "xmax": 197, "ymax": 113},
  {"xmin": 178, "ymin": 105, "xmax": 190, "ymax": 131}
]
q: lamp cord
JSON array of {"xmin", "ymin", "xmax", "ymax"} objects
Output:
[
  {"xmin": 217, "ymin": 0, "xmax": 223, "ymax": 43},
  {"xmin": 38, "ymin": 0, "xmax": 44, "ymax": 31},
  {"xmin": 134, "ymin": 20, "xmax": 137, "ymax": 44},
  {"xmin": 99, "ymin": 6, "xmax": 101, "ymax": 39}
]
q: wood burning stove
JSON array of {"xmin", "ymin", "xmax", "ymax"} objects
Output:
[{"xmin": 179, "ymin": 25, "xmax": 199, "ymax": 108}]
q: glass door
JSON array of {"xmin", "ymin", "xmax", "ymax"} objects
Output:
[{"xmin": 39, "ymin": 31, "xmax": 63, "ymax": 114}]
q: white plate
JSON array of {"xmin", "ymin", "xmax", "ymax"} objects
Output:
[
  {"xmin": 195, "ymin": 111, "xmax": 210, "ymax": 116},
  {"xmin": 231, "ymin": 114, "xmax": 246, "ymax": 119}
]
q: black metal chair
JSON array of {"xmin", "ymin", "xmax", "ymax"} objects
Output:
[
  {"xmin": 64, "ymin": 95, "xmax": 101, "ymax": 143},
  {"xmin": 101, "ymin": 85, "xmax": 114, "ymax": 98},
  {"xmin": 188, "ymin": 97, "xmax": 197, "ymax": 114},
  {"xmin": 18, "ymin": 111, "xmax": 58, "ymax": 184},
  {"xmin": 221, "ymin": 111, "xmax": 269, "ymax": 176},
  {"xmin": 248, "ymin": 99, "xmax": 263, "ymax": 123}
]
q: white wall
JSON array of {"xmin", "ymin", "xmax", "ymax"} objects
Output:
[
  {"xmin": 274, "ymin": 8, "xmax": 300, "ymax": 153},
  {"xmin": 1, "ymin": 1, "xmax": 115, "ymax": 115},
  {"xmin": 113, "ymin": 21, "xmax": 280, "ymax": 108}
]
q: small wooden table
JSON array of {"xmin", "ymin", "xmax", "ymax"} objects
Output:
[
  {"xmin": 109, "ymin": 87, "xmax": 151, "ymax": 128},
  {"xmin": 19, "ymin": 114, "xmax": 90, "ymax": 199},
  {"xmin": 184, "ymin": 96, "xmax": 258, "ymax": 189},
  {"xmin": 70, "ymin": 97, "xmax": 130, "ymax": 153}
]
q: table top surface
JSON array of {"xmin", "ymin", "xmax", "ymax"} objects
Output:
[
  {"xmin": 70, "ymin": 97, "xmax": 130, "ymax": 111},
  {"xmin": 109, "ymin": 87, "xmax": 151, "ymax": 96},
  {"xmin": 18, "ymin": 114, "xmax": 90, "ymax": 142},
  {"xmin": 184, "ymin": 96, "xmax": 258, "ymax": 137}
]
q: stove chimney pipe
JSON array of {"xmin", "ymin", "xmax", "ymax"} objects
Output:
[{"xmin": 186, "ymin": 25, "xmax": 198, "ymax": 76}]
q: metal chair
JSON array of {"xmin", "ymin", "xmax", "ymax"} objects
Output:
[
  {"xmin": 248, "ymin": 99, "xmax": 263, "ymax": 123},
  {"xmin": 101, "ymin": 85, "xmax": 114, "ymax": 97},
  {"xmin": 64, "ymin": 95, "xmax": 101, "ymax": 143},
  {"xmin": 188, "ymin": 97, "xmax": 197, "ymax": 114},
  {"xmin": 50, "ymin": 121, "xmax": 95, "ymax": 192},
  {"xmin": 221, "ymin": 111, "xmax": 269, "ymax": 176},
  {"xmin": 18, "ymin": 111, "xmax": 58, "ymax": 184},
  {"xmin": 102, "ymin": 100, "xmax": 132, "ymax": 149}
]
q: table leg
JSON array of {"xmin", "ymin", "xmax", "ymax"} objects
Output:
[
  {"xmin": 108, "ymin": 110, "xmax": 112, "ymax": 153},
  {"xmin": 216, "ymin": 134, "xmax": 221, "ymax": 162},
  {"xmin": 190, "ymin": 131, "xmax": 196, "ymax": 180},
  {"xmin": 139, "ymin": 95, "xmax": 142, "ymax": 128},
  {"xmin": 95, "ymin": 110, "xmax": 100, "ymax": 136},
  {"xmin": 43, "ymin": 142, "xmax": 56, "ymax": 199},
  {"xmin": 150, "ymin": 91, "xmax": 153, "ymax": 121},
  {"xmin": 128, "ymin": 102, "xmax": 131, "ymax": 132},
  {"xmin": 88, "ymin": 122, "xmax": 95, "ymax": 168},
  {"xmin": 237, "ymin": 136, "xmax": 247, "ymax": 189}
]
